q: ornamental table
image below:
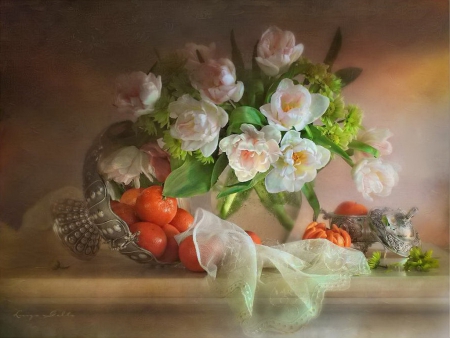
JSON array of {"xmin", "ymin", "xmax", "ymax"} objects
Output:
[{"xmin": 0, "ymin": 236, "xmax": 448, "ymax": 338}]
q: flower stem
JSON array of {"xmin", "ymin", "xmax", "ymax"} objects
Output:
[
  {"xmin": 219, "ymin": 193, "xmax": 237, "ymax": 219},
  {"xmin": 253, "ymin": 181, "xmax": 295, "ymax": 232}
]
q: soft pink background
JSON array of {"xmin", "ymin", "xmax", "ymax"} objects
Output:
[{"xmin": 1, "ymin": 0, "xmax": 449, "ymax": 247}]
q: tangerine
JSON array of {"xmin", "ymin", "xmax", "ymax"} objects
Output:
[
  {"xmin": 245, "ymin": 230, "xmax": 262, "ymax": 245},
  {"xmin": 110, "ymin": 201, "xmax": 140, "ymax": 226},
  {"xmin": 170, "ymin": 208, "xmax": 194, "ymax": 233},
  {"xmin": 135, "ymin": 186, "xmax": 177, "ymax": 226},
  {"xmin": 334, "ymin": 201, "xmax": 368, "ymax": 216},
  {"xmin": 128, "ymin": 222, "xmax": 167, "ymax": 258},
  {"xmin": 159, "ymin": 224, "xmax": 180, "ymax": 263},
  {"xmin": 178, "ymin": 235, "xmax": 205, "ymax": 272},
  {"xmin": 120, "ymin": 188, "xmax": 144, "ymax": 207}
]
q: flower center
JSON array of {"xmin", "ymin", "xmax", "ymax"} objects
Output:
[
  {"xmin": 282, "ymin": 101, "xmax": 300, "ymax": 112},
  {"xmin": 292, "ymin": 151, "xmax": 307, "ymax": 165},
  {"xmin": 241, "ymin": 150, "xmax": 254, "ymax": 160}
]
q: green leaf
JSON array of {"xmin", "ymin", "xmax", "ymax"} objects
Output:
[
  {"xmin": 230, "ymin": 29, "xmax": 245, "ymax": 79},
  {"xmin": 211, "ymin": 153, "xmax": 228, "ymax": 187},
  {"xmin": 162, "ymin": 131, "xmax": 189, "ymax": 160},
  {"xmin": 301, "ymin": 182, "xmax": 320, "ymax": 221},
  {"xmin": 148, "ymin": 61, "xmax": 158, "ymax": 74},
  {"xmin": 348, "ymin": 140, "xmax": 379, "ymax": 158},
  {"xmin": 193, "ymin": 150, "xmax": 214, "ymax": 164},
  {"xmin": 163, "ymin": 156, "xmax": 214, "ymax": 197},
  {"xmin": 335, "ymin": 67, "xmax": 362, "ymax": 87},
  {"xmin": 196, "ymin": 49, "xmax": 205, "ymax": 63},
  {"xmin": 403, "ymin": 246, "xmax": 439, "ymax": 272},
  {"xmin": 368, "ymin": 251, "xmax": 382, "ymax": 269},
  {"xmin": 305, "ymin": 125, "xmax": 354, "ymax": 167},
  {"xmin": 227, "ymin": 106, "xmax": 267, "ymax": 135},
  {"xmin": 324, "ymin": 27, "xmax": 342, "ymax": 70},
  {"xmin": 153, "ymin": 108, "xmax": 171, "ymax": 129},
  {"xmin": 169, "ymin": 155, "xmax": 185, "ymax": 172},
  {"xmin": 217, "ymin": 172, "xmax": 266, "ymax": 198},
  {"xmin": 134, "ymin": 115, "xmax": 158, "ymax": 136},
  {"xmin": 246, "ymin": 79, "xmax": 265, "ymax": 107}
]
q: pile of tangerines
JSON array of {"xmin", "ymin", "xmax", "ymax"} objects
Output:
[{"xmin": 110, "ymin": 185, "xmax": 261, "ymax": 272}]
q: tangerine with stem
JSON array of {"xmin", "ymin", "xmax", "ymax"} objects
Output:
[{"xmin": 135, "ymin": 186, "xmax": 177, "ymax": 226}]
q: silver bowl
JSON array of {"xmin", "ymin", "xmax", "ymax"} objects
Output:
[
  {"xmin": 53, "ymin": 121, "xmax": 165, "ymax": 264},
  {"xmin": 321, "ymin": 210, "xmax": 377, "ymax": 254}
]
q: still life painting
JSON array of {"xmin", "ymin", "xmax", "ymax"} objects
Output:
[{"xmin": 0, "ymin": 1, "xmax": 448, "ymax": 337}]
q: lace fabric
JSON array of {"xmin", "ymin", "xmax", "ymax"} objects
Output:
[{"xmin": 188, "ymin": 208, "xmax": 371, "ymax": 336}]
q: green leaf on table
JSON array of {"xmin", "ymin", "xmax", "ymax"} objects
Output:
[
  {"xmin": 323, "ymin": 27, "xmax": 342, "ymax": 70},
  {"xmin": 367, "ymin": 251, "xmax": 382, "ymax": 269},
  {"xmin": 301, "ymin": 182, "xmax": 320, "ymax": 221},
  {"xmin": 227, "ymin": 106, "xmax": 267, "ymax": 135},
  {"xmin": 403, "ymin": 247, "xmax": 440, "ymax": 272},
  {"xmin": 335, "ymin": 67, "xmax": 362, "ymax": 87},
  {"xmin": 305, "ymin": 125, "xmax": 354, "ymax": 167},
  {"xmin": 348, "ymin": 139, "xmax": 379, "ymax": 158},
  {"xmin": 231, "ymin": 29, "xmax": 245, "ymax": 79},
  {"xmin": 163, "ymin": 156, "xmax": 214, "ymax": 198}
]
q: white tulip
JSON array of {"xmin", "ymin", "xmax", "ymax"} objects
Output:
[
  {"xmin": 255, "ymin": 26, "xmax": 304, "ymax": 76},
  {"xmin": 260, "ymin": 79, "xmax": 329, "ymax": 132},
  {"xmin": 219, "ymin": 124, "xmax": 281, "ymax": 182},
  {"xmin": 168, "ymin": 95, "xmax": 228, "ymax": 157},
  {"xmin": 352, "ymin": 158, "xmax": 399, "ymax": 201},
  {"xmin": 265, "ymin": 131, "xmax": 330, "ymax": 193}
]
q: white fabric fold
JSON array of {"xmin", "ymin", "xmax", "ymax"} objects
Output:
[{"xmin": 189, "ymin": 208, "xmax": 371, "ymax": 336}]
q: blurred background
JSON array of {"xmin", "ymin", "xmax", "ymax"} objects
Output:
[{"xmin": 1, "ymin": 0, "xmax": 449, "ymax": 247}]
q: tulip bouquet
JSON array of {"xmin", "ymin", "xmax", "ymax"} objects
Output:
[{"xmin": 100, "ymin": 26, "xmax": 399, "ymax": 232}]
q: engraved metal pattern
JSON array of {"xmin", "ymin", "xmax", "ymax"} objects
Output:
[
  {"xmin": 368, "ymin": 208, "xmax": 421, "ymax": 257},
  {"xmin": 52, "ymin": 199, "xmax": 101, "ymax": 259},
  {"xmin": 81, "ymin": 121, "xmax": 160, "ymax": 264},
  {"xmin": 321, "ymin": 210, "xmax": 377, "ymax": 254}
]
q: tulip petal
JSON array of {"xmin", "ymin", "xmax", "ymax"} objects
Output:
[{"xmin": 309, "ymin": 93, "xmax": 330, "ymax": 121}]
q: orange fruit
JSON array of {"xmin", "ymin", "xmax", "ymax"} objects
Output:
[
  {"xmin": 302, "ymin": 222, "xmax": 351, "ymax": 247},
  {"xmin": 128, "ymin": 222, "xmax": 167, "ymax": 258},
  {"xmin": 135, "ymin": 186, "xmax": 177, "ymax": 226},
  {"xmin": 245, "ymin": 230, "xmax": 262, "ymax": 245},
  {"xmin": 159, "ymin": 224, "xmax": 180, "ymax": 263},
  {"xmin": 178, "ymin": 235, "xmax": 205, "ymax": 272},
  {"xmin": 110, "ymin": 201, "xmax": 140, "ymax": 226},
  {"xmin": 334, "ymin": 201, "xmax": 368, "ymax": 216},
  {"xmin": 169, "ymin": 208, "xmax": 194, "ymax": 233},
  {"xmin": 120, "ymin": 188, "xmax": 144, "ymax": 207}
]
